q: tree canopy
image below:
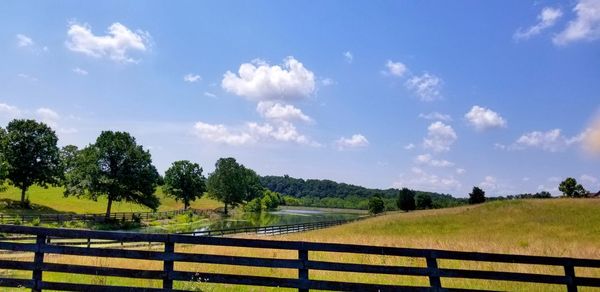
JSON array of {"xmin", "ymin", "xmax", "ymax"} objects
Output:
[
  {"xmin": 397, "ymin": 188, "xmax": 416, "ymax": 212},
  {"xmin": 206, "ymin": 157, "xmax": 262, "ymax": 214},
  {"xmin": 163, "ymin": 160, "xmax": 207, "ymax": 209},
  {"xmin": 368, "ymin": 195, "xmax": 385, "ymax": 214},
  {"xmin": 415, "ymin": 193, "xmax": 433, "ymax": 209},
  {"xmin": 3, "ymin": 119, "xmax": 62, "ymax": 206},
  {"xmin": 558, "ymin": 177, "xmax": 587, "ymax": 198},
  {"xmin": 64, "ymin": 131, "xmax": 160, "ymax": 218},
  {"xmin": 468, "ymin": 186, "xmax": 486, "ymax": 204}
]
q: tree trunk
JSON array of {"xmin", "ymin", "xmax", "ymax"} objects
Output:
[
  {"xmin": 184, "ymin": 202, "xmax": 189, "ymax": 210},
  {"xmin": 105, "ymin": 197, "xmax": 113, "ymax": 220},
  {"xmin": 224, "ymin": 203, "xmax": 228, "ymax": 215},
  {"xmin": 20, "ymin": 188, "xmax": 27, "ymax": 207}
]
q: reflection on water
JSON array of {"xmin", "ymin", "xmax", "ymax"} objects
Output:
[{"xmin": 141, "ymin": 208, "xmax": 363, "ymax": 234}]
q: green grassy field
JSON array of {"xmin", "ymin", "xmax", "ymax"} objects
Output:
[
  {"xmin": 2, "ymin": 199, "xmax": 598, "ymax": 291},
  {"xmin": 0, "ymin": 185, "xmax": 222, "ymax": 215}
]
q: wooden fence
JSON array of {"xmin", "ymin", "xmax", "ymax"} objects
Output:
[
  {"xmin": 0, "ymin": 225, "xmax": 598, "ymax": 291},
  {"xmin": 0, "ymin": 208, "xmax": 211, "ymax": 224}
]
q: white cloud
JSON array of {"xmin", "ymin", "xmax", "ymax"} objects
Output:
[
  {"xmin": 221, "ymin": 57, "xmax": 316, "ymax": 102},
  {"xmin": 479, "ymin": 176, "xmax": 498, "ymax": 191},
  {"xmin": 16, "ymin": 34, "xmax": 33, "ymax": 47},
  {"xmin": 256, "ymin": 101, "xmax": 312, "ymax": 123},
  {"xmin": 184, "ymin": 73, "xmax": 202, "ymax": 83},
  {"xmin": 456, "ymin": 168, "xmax": 466, "ymax": 175},
  {"xmin": 581, "ymin": 174, "xmax": 598, "ymax": 184},
  {"xmin": 0, "ymin": 103, "xmax": 21, "ymax": 121},
  {"xmin": 203, "ymin": 92, "xmax": 217, "ymax": 98},
  {"xmin": 17, "ymin": 73, "xmax": 37, "ymax": 82},
  {"xmin": 419, "ymin": 112, "xmax": 453, "ymax": 122},
  {"xmin": 423, "ymin": 121, "xmax": 457, "ymax": 152},
  {"xmin": 384, "ymin": 60, "xmax": 407, "ymax": 77},
  {"xmin": 514, "ymin": 7, "xmax": 563, "ymax": 40},
  {"xmin": 66, "ymin": 22, "xmax": 150, "ymax": 63},
  {"xmin": 321, "ymin": 78, "xmax": 335, "ymax": 86},
  {"xmin": 193, "ymin": 120, "xmax": 318, "ymax": 146},
  {"xmin": 414, "ymin": 153, "xmax": 454, "ymax": 167},
  {"xmin": 405, "ymin": 73, "xmax": 443, "ymax": 102},
  {"xmin": 512, "ymin": 129, "xmax": 585, "ymax": 152},
  {"xmin": 35, "ymin": 108, "xmax": 77, "ymax": 134},
  {"xmin": 404, "ymin": 143, "xmax": 416, "ymax": 150},
  {"xmin": 72, "ymin": 67, "xmax": 88, "ymax": 75},
  {"xmin": 583, "ymin": 116, "xmax": 600, "ymax": 155},
  {"xmin": 465, "ymin": 105, "xmax": 507, "ymax": 131},
  {"xmin": 193, "ymin": 121, "xmax": 254, "ymax": 146},
  {"xmin": 343, "ymin": 51, "xmax": 353, "ymax": 63},
  {"xmin": 393, "ymin": 167, "xmax": 462, "ymax": 193},
  {"xmin": 336, "ymin": 134, "xmax": 369, "ymax": 150},
  {"xmin": 554, "ymin": 0, "xmax": 600, "ymax": 45}
]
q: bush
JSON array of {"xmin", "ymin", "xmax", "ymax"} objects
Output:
[
  {"xmin": 31, "ymin": 217, "xmax": 41, "ymax": 226},
  {"xmin": 415, "ymin": 193, "xmax": 433, "ymax": 209},
  {"xmin": 368, "ymin": 195, "xmax": 385, "ymax": 214}
]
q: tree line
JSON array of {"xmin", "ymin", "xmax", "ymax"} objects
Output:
[{"xmin": 0, "ymin": 119, "xmax": 278, "ymax": 219}]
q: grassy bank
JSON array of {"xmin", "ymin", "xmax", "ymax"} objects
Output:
[
  {"xmin": 0, "ymin": 185, "xmax": 222, "ymax": 215},
  {"xmin": 2, "ymin": 199, "xmax": 599, "ymax": 291}
]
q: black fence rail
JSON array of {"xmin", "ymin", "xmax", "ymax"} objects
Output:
[
  {"xmin": 0, "ymin": 225, "xmax": 598, "ymax": 291},
  {"xmin": 0, "ymin": 208, "xmax": 212, "ymax": 224}
]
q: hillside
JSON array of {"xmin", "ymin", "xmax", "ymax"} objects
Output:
[
  {"xmin": 279, "ymin": 199, "xmax": 600, "ymax": 258},
  {"xmin": 0, "ymin": 185, "xmax": 221, "ymax": 215},
  {"xmin": 260, "ymin": 175, "xmax": 464, "ymax": 209}
]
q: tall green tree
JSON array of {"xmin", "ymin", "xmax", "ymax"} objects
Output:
[
  {"xmin": 3, "ymin": 120, "xmax": 61, "ymax": 206},
  {"xmin": 468, "ymin": 186, "xmax": 486, "ymax": 204},
  {"xmin": 397, "ymin": 188, "xmax": 416, "ymax": 212},
  {"xmin": 207, "ymin": 157, "xmax": 262, "ymax": 214},
  {"xmin": 558, "ymin": 177, "xmax": 587, "ymax": 198},
  {"xmin": 163, "ymin": 160, "xmax": 207, "ymax": 209},
  {"xmin": 415, "ymin": 193, "xmax": 433, "ymax": 209},
  {"xmin": 59, "ymin": 145, "xmax": 79, "ymax": 183},
  {"xmin": 64, "ymin": 131, "xmax": 160, "ymax": 218},
  {"xmin": 368, "ymin": 195, "xmax": 385, "ymax": 214}
]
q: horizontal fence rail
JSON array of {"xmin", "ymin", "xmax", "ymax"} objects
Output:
[
  {"xmin": 0, "ymin": 208, "xmax": 212, "ymax": 224},
  {"xmin": 0, "ymin": 225, "xmax": 598, "ymax": 291}
]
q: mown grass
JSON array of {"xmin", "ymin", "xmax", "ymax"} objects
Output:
[
  {"xmin": 0, "ymin": 185, "xmax": 222, "ymax": 215},
  {"xmin": 1, "ymin": 199, "xmax": 599, "ymax": 291}
]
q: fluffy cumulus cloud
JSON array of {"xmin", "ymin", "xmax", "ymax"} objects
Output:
[
  {"xmin": 256, "ymin": 101, "xmax": 312, "ymax": 123},
  {"xmin": 336, "ymin": 134, "xmax": 369, "ymax": 150},
  {"xmin": 554, "ymin": 0, "xmax": 600, "ymax": 45},
  {"xmin": 405, "ymin": 73, "xmax": 443, "ymax": 102},
  {"xmin": 465, "ymin": 106, "xmax": 507, "ymax": 131},
  {"xmin": 193, "ymin": 120, "xmax": 318, "ymax": 146},
  {"xmin": 183, "ymin": 73, "xmax": 201, "ymax": 83},
  {"xmin": 419, "ymin": 112, "xmax": 452, "ymax": 122},
  {"xmin": 479, "ymin": 176, "xmax": 498, "ymax": 191},
  {"xmin": 414, "ymin": 154, "xmax": 454, "ymax": 167},
  {"xmin": 511, "ymin": 129, "xmax": 585, "ymax": 152},
  {"xmin": 16, "ymin": 34, "xmax": 33, "ymax": 47},
  {"xmin": 393, "ymin": 167, "xmax": 461, "ymax": 193},
  {"xmin": 222, "ymin": 57, "xmax": 315, "ymax": 102},
  {"xmin": 384, "ymin": 60, "xmax": 407, "ymax": 77},
  {"xmin": 423, "ymin": 121, "xmax": 457, "ymax": 152},
  {"xmin": 514, "ymin": 7, "xmax": 563, "ymax": 40},
  {"xmin": 66, "ymin": 22, "xmax": 150, "ymax": 63}
]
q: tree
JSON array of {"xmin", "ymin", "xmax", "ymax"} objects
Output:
[
  {"xmin": 415, "ymin": 193, "xmax": 433, "ymax": 209},
  {"xmin": 64, "ymin": 131, "xmax": 160, "ymax": 218},
  {"xmin": 163, "ymin": 160, "xmax": 207, "ymax": 209},
  {"xmin": 397, "ymin": 188, "xmax": 416, "ymax": 212},
  {"xmin": 0, "ymin": 127, "xmax": 7, "ymax": 192},
  {"xmin": 558, "ymin": 177, "xmax": 587, "ymax": 197},
  {"xmin": 3, "ymin": 119, "xmax": 62, "ymax": 206},
  {"xmin": 468, "ymin": 186, "xmax": 486, "ymax": 204},
  {"xmin": 59, "ymin": 145, "xmax": 79, "ymax": 182},
  {"xmin": 368, "ymin": 195, "xmax": 385, "ymax": 214},
  {"xmin": 207, "ymin": 157, "xmax": 261, "ymax": 215}
]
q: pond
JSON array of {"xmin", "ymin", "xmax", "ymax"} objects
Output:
[{"xmin": 140, "ymin": 207, "xmax": 366, "ymax": 234}]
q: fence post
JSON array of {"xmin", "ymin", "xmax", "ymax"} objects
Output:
[
  {"xmin": 163, "ymin": 239, "xmax": 175, "ymax": 290},
  {"xmin": 298, "ymin": 247, "xmax": 309, "ymax": 292},
  {"xmin": 426, "ymin": 252, "xmax": 442, "ymax": 291},
  {"xmin": 564, "ymin": 262, "xmax": 577, "ymax": 292},
  {"xmin": 32, "ymin": 234, "xmax": 47, "ymax": 292}
]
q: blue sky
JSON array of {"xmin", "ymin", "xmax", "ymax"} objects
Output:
[{"xmin": 1, "ymin": 0, "xmax": 600, "ymax": 196}]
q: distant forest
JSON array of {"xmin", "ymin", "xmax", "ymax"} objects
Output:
[{"xmin": 260, "ymin": 175, "xmax": 466, "ymax": 210}]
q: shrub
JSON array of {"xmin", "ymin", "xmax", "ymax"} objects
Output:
[
  {"xmin": 415, "ymin": 193, "xmax": 433, "ymax": 209},
  {"xmin": 368, "ymin": 195, "xmax": 385, "ymax": 214}
]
